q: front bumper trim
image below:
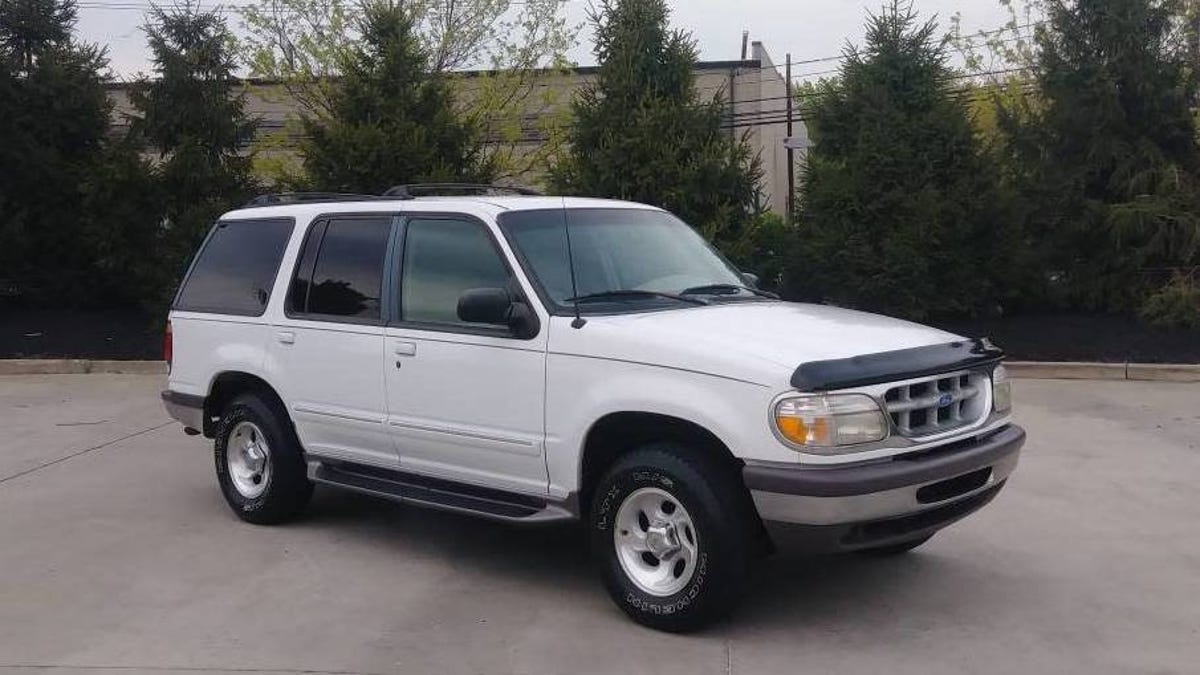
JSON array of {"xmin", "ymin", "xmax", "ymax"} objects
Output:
[
  {"xmin": 750, "ymin": 449, "xmax": 1019, "ymax": 526},
  {"xmin": 744, "ymin": 424, "xmax": 1025, "ymax": 552},
  {"xmin": 744, "ymin": 424, "xmax": 1026, "ymax": 497}
]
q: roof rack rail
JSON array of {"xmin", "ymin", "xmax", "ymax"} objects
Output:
[
  {"xmin": 382, "ymin": 183, "xmax": 543, "ymax": 198},
  {"xmin": 242, "ymin": 192, "xmax": 381, "ymax": 207}
]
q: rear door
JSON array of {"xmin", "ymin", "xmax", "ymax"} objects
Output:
[
  {"xmin": 268, "ymin": 214, "xmax": 396, "ymax": 467},
  {"xmin": 383, "ymin": 214, "xmax": 549, "ymax": 495}
]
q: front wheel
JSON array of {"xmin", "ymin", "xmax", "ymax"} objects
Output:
[{"xmin": 590, "ymin": 443, "xmax": 754, "ymax": 632}]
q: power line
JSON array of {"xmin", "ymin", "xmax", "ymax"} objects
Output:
[{"xmin": 785, "ymin": 22, "xmax": 1039, "ymax": 79}]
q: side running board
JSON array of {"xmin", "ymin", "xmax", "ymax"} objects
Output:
[{"xmin": 309, "ymin": 461, "xmax": 577, "ymax": 524}]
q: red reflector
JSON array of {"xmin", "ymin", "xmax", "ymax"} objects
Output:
[{"xmin": 163, "ymin": 320, "xmax": 173, "ymax": 369}]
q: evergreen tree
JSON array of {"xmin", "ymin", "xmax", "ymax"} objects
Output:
[
  {"xmin": 130, "ymin": 3, "xmax": 258, "ymax": 304},
  {"xmin": 548, "ymin": 0, "xmax": 761, "ymax": 243},
  {"xmin": 300, "ymin": 1, "xmax": 494, "ymax": 194},
  {"xmin": 0, "ymin": 0, "xmax": 113, "ymax": 303},
  {"xmin": 1003, "ymin": 0, "xmax": 1200, "ymax": 309},
  {"xmin": 795, "ymin": 1, "xmax": 1010, "ymax": 319}
]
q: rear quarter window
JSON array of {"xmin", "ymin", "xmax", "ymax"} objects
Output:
[{"xmin": 174, "ymin": 217, "xmax": 295, "ymax": 316}]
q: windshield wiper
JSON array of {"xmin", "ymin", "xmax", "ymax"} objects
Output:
[
  {"xmin": 566, "ymin": 289, "xmax": 709, "ymax": 306},
  {"xmin": 680, "ymin": 283, "xmax": 779, "ymax": 299}
]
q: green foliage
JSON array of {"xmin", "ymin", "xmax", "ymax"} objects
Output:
[
  {"xmin": 298, "ymin": 2, "xmax": 495, "ymax": 193},
  {"xmin": 998, "ymin": 0, "xmax": 1200, "ymax": 309},
  {"xmin": 0, "ymin": 0, "xmax": 115, "ymax": 304},
  {"xmin": 795, "ymin": 1, "xmax": 1013, "ymax": 319},
  {"xmin": 129, "ymin": 3, "xmax": 258, "ymax": 309},
  {"xmin": 237, "ymin": 0, "xmax": 577, "ymax": 184},
  {"xmin": 79, "ymin": 137, "xmax": 164, "ymax": 307},
  {"xmin": 548, "ymin": 0, "xmax": 762, "ymax": 243},
  {"xmin": 721, "ymin": 211, "xmax": 796, "ymax": 294},
  {"xmin": 1139, "ymin": 271, "xmax": 1200, "ymax": 328}
]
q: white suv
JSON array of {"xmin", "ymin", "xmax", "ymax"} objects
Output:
[{"xmin": 162, "ymin": 186, "xmax": 1025, "ymax": 632}]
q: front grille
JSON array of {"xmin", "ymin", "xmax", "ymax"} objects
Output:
[{"xmin": 883, "ymin": 371, "xmax": 988, "ymax": 437}]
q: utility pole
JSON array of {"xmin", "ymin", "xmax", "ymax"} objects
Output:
[{"xmin": 785, "ymin": 53, "xmax": 795, "ymax": 221}]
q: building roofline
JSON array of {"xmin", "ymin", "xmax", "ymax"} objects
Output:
[{"xmin": 103, "ymin": 58, "xmax": 764, "ymax": 89}]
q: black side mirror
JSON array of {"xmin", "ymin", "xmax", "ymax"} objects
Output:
[
  {"xmin": 458, "ymin": 287, "xmax": 538, "ymax": 337},
  {"xmin": 457, "ymin": 287, "xmax": 514, "ymax": 325},
  {"xmin": 741, "ymin": 271, "xmax": 761, "ymax": 288}
]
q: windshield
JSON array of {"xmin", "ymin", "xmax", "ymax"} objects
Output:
[{"xmin": 498, "ymin": 208, "xmax": 752, "ymax": 311}]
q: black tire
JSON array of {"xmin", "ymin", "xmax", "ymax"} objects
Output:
[
  {"xmin": 589, "ymin": 442, "xmax": 755, "ymax": 632},
  {"xmin": 855, "ymin": 534, "xmax": 934, "ymax": 557},
  {"xmin": 214, "ymin": 392, "xmax": 312, "ymax": 524}
]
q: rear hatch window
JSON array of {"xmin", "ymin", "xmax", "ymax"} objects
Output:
[{"xmin": 174, "ymin": 217, "xmax": 294, "ymax": 316}]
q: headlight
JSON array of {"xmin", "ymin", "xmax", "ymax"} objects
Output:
[
  {"xmin": 773, "ymin": 393, "xmax": 888, "ymax": 451},
  {"xmin": 992, "ymin": 364, "xmax": 1012, "ymax": 413}
]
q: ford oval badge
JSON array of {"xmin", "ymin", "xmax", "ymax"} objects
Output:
[{"xmin": 938, "ymin": 393, "xmax": 953, "ymax": 407}]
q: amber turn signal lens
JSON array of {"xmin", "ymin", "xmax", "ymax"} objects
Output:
[
  {"xmin": 774, "ymin": 413, "xmax": 831, "ymax": 446},
  {"xmin": 772, "ymin": 394, "xmax": 887, "ymax": 451}
]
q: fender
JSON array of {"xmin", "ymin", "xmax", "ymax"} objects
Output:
[{"xmin": 543, "ymin": 356, "xmax": 781, "ymax": 496}]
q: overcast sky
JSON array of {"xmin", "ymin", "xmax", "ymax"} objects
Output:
[{"xmin": 80, "ymin": 0, "xmax": 1019, "ymax": 81}]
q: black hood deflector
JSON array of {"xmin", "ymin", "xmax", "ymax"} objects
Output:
[{"xmin": 790, "ymin": 338, "xmax": 1005, "ymax": 392}]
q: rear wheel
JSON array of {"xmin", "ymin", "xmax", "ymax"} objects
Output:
[
  {"xmin": 214, "ymin": 393, "xmax": 312, "ymax": 524},
  {"xmin": 590, "ymin": 442, "xmax": 754, "ymax": 632}
]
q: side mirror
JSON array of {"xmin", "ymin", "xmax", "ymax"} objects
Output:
[
  {"xmin": 458, "ymin": 287, "xmax": 538, "ymax": 337},
  {"xmin": 457, "ymin": 287, "xmax": 514, "ymax": 325},
  {"xmin": 740, "ymin": 271, "xmax": 761, "ymax": 288}
]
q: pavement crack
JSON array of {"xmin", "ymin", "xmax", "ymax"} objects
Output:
[{"xmin": 0, "ymin": 421, "xmax": 172, "ymax": 485}]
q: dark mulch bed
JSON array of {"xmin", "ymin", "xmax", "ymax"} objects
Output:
[
  {"xmin": 930, "ymin": 314, "xmax": 1200, "ymax": 364},
  {"xmin": 1, "ymin": 308, "xmax": 163, "ymax": 360},
  {"xmin": 1, "ymin": 308, "xmax": 1197, "ymax": 363}
]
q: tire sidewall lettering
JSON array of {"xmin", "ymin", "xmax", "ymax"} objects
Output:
[
  {"xmin": 597, "ymin": 464, "xmax": 711, "ymax": 618},
  {"xmin": 215, "ymin": 405, "xmax": 270, "ymax": 514}
]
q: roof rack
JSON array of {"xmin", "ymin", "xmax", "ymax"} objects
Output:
[
  {"xmin": 242, "ymin": 192, "xmax": 382, "ymax": 207},
  {"xmin": 382, "ymin": 183, "xmax": 543, "ymax": 198}
]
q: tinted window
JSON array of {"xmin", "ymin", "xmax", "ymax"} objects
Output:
[
  {"xmin": 287, "ymin": 220, "xmax": 327, "ymax": 315},
  {"xmin": 303, "ymin": 217, "xmax": 390, "ymax": 320},
  {"xmin": 401, "ymin": 218, "xmax": 510, "ymax": 325},
  {"xmin": 174, "ymin": 218, "xmax": 294, "ymax": 316}
]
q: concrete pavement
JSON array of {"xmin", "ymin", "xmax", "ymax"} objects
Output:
[{"xmin": 0, "ymin": 375, "xmax": 1197, "ymax": 674}]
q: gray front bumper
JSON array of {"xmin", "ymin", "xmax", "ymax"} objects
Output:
[{"xmin": 744, "ymin": 425, "xmax": 1025, "ymax": 552}]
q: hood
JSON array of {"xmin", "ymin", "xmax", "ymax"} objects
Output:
[{"xmin": 554, "ymin": 301, "xmax": 963, "ymax": 388}]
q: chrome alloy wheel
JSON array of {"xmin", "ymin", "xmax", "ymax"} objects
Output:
[
  {"xmin": 613, "ymin": 487, "xmax": 699, "ymax": 597},
  {"xmin": 227, "ymin": 421, "xmax": 272, "ymax": 499}
]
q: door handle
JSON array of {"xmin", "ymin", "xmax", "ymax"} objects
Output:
[
  {"xmin": 276, "ymin": 331, "xmax": 296, "ymax": 345},
  {"xmin": 393, "ymin": 341, "xmax": 417, "ymax": 357}
]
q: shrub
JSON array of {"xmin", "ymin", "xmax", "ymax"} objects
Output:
[
  {"xmin": 1139, "ymin": 272, "xmax": 1200, "ymax": 328},
  {"xmin": 720, "ymin": 212, "xmax": 796, "ymax": 294},
  {"xmin": 795, "ymin": 1, "xmax": 1011, "ymax": 319},
  {"xmin": 549, "ymin": 0, "xmax": 762, "ymax": 243}
]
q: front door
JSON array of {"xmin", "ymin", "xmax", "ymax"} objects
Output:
[
  {"xmin": 383, "ymin": 215, "xmax": 548, "ymax": 495},
  {"xmin": 269, "ymin": 215, "xmax": 395, "ymax": 467}
]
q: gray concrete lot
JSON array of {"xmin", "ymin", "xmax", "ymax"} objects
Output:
[{"xmin": 0, "ymin": 375, "xmax": 1197, "ymax": 675}]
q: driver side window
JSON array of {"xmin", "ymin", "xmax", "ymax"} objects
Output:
[{"xmin": 400, "ymin": 217, "xmax": 512, "ymax": 326}]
